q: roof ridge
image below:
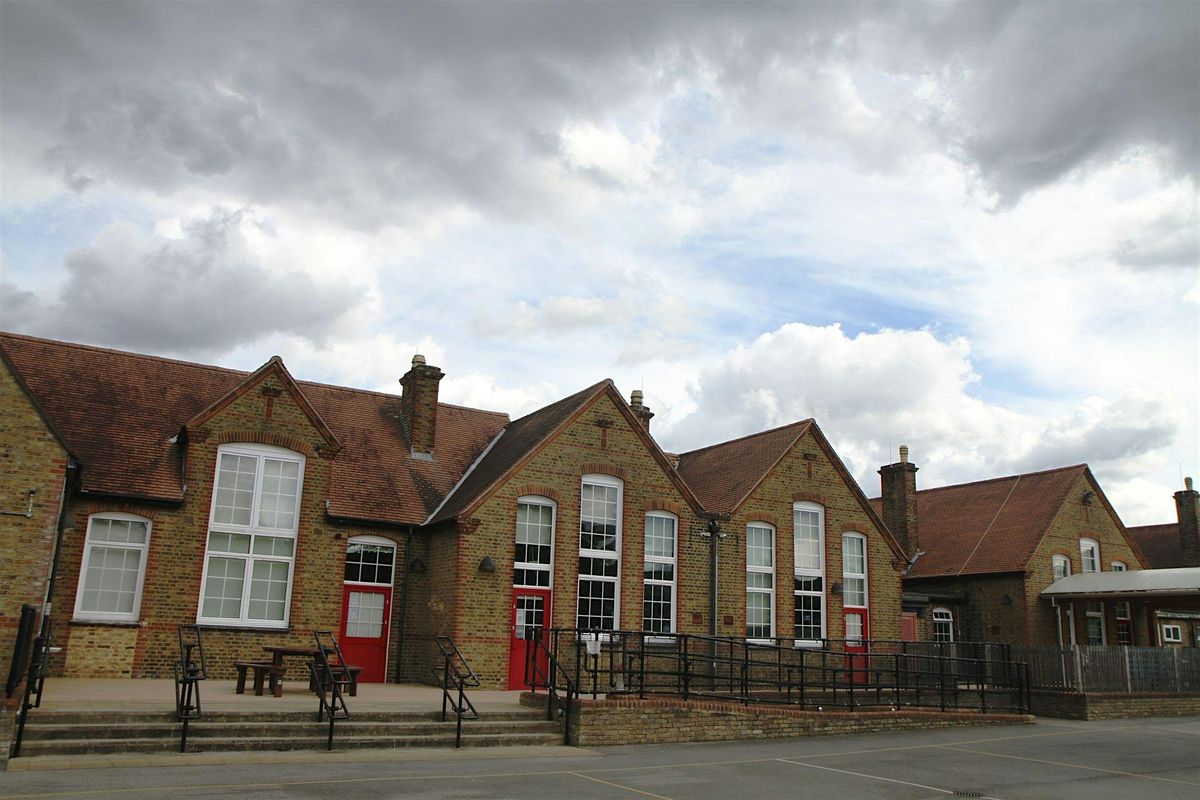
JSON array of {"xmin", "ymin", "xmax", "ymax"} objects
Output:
[
  {"xmin": 911, "ymin": 463, "xmax": 1087, "ymax": 495},
  {"xmin": 0, "ymin": 331, "xmax": 248, "ymax": 378},
  {"xmin": 677, "ymin": 419, "xmax": 814, "ymax": 459},
  {"xmin": 505, "ymin": 379, "xmax": 612, "ymax": 426}
]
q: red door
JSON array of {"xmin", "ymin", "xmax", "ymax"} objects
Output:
[
  {"xmin": 508, "ymin": 589, "xmax": 551, "ymax": 689},
  {"xmin": 901, "ymin": 612, "xmax": 917, "ymax": 642},
  {"xmin": 339, "ymin": 584, "xmax": 392, "ymax": 682},
  {"xmin": 844, "ymin": 611, "xmax": 869, "ymax": 684}
]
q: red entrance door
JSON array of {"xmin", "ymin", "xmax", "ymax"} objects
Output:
[
  {"xmin": 508, "ymin": 589, "xmax": 551, "ymax": 689},
  {"xmin": 340, "ymin": 585, "xmax": 392, "ymax": 683},
  {"xmin": 844, "ymin": 610, "xmax": 869, "ymax": 684}
]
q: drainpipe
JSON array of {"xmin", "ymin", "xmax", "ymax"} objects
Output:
[
  {"xmin": 705, "ymin": 516, "xmax": 722, "ymax": 638},
  {"xmin": 41, "ymin": 460, "xmax": 77, "ymax": 637},
  {"xmin": 394, "ymin": 526, "xmax": 415, "ymax": 683}
]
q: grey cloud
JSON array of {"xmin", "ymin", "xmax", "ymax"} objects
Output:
[
  {"xmin": 1115, "ymin": 211, "xmax": 1200, "ymax": 271},
  {"xmin": 1, "ymin": 1, "xmax": 1194, "ymax": 221},
  {"xmin": 5, "ymin": 208, "xmax": 368, "ymax": 356}
]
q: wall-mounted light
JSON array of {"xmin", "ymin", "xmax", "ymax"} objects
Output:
[
  {"xmin": 831, "ymin": 581, "xmax": 844, "ymax": 595},
  {"xmin": 479, "ymin": 556, "xmax": 496, "ymax": 573},
  {"xmin": 1001, "ymin": 594, "xmax": 1013, "ymax": 606},
  {"xmin": 409, "ymin": 557, "xmax": 427, "ymax": 575},
  {"xmin": 1082, "ymin": 491, "xmax": 1095, "ymax": 505}
]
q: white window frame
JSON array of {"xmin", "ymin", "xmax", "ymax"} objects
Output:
[
  {"xmin": 841, "ymin": 532, "xmax": 868, "ymax": 610},
  {"xmin": 642, "ymin": 511, "xmax": 677, "ymax": 636},
  {"xmin": 932, "ymin": 607, "xmax": 955, "ymax": 643},
  {"xmin": 1111, "ymin": 561, "xmax": 1126, "ymax": 572},
  {"xmin": 1052, "ymin": 554, "xmax": 1071, "ymax": 580},
  {"xmin": 576, "ymin": 474, "xmax": 622, "ymax": 633},
  {"xmin": 1162, "ymin": 624, "xmax": 1183, "ymax": 643},
  {"xmin": 197, "ymin": 443, "xmax": 304, "ymax": 629},
  {"xmin": 73, "ymin": 512, "xmax": 152, "ymax": 623},
  {"xmin": 514, "ymin": 495, "xmax": 556, "ymax": 589},
  {"xmin": 344, "ymin": 534, "xmax": 397, "ymax": 587},
  {"xmin": 1085, "ymin": 602, "xmax": 1106, "ymax": 645},
  {"xmin": 746, "ymin": 523, "xmax": 776, "ymax": 642},
  {"xmin": 1079, "ymin": 538, "xmax": 1100, "ymax": 573},
  {"xmin": 793, "ymin": 501, "xmax": 825, "ymax": 647}
]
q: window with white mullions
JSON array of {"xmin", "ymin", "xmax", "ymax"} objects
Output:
[
  {"xmin": 1052, "ymin": 554, "xmax": 1071, "ymax": 580},
  {"xmin": 643, "ymin": 512, "xmax": 676, "ymax": 634},
  {"xmin": 1085, "ymin": 602, "xmax": 1106, "ymax": 645},
  {"xmin": 344, "ymin": 541, "xmax": 395, "ymax": 585},
  {"xmin": 577, "ymin": 475, "xmax": 621, "ymax": 632},
  {"xmin": 793, "ymin": 502, "xmax": 825, "ymax": 646},
  {"xmin": 932, "ymin": 607, "xmax": 954, "ymax": 642},
  {"xmin": 746, "ymin": 523, "xmax": 775, "ymax": 640},
  {"xmin": 514, "ymin": 497, "xmax": 555, "ymax": 588},
  {"xmin": 1080, "ymin": 538, "xmax": 1099, "ymax": 573},
  {"xmin": 841, "ymin": 532, "xmax": 867, "ymax": 609},
  {"xmin": 199, "ymin": 444, "xmax": 304, "ymax": 628},
  {"xmin": 1162, "ymin": 624, "xmax": 1182, "ymax": 643},
  {"xmin": 74, "ymin": 513, "xmax": 151, "ymax": 622}
]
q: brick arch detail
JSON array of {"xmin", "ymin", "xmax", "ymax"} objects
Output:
[
  {"xmin": 792, "ymin": 492, "xmax": 827, "ymax": 505},
  {"xmin": 512, "ymin": 485, "xmax": 563, "ymax": 504},
  {"xmin": 82, "ymin": 503, "xmax": 160, "ymax": 521},
  {"xmin": 643, "ymin": 499, "xmax": 684, "ymax": 516},
  {"xmin": 216, "ymin": 431, "xmax": 314, "ymax": 458},
  {"xmin": 745, "ymin": 511, "xmax": 779, "ymax": 527},
  {"xmin": 838, "ymin": 523, "xmax": 867, "ymax": 534},
  {"xmin": 579, "ymin": 463, "xmax": 628, "ymax": 482}
]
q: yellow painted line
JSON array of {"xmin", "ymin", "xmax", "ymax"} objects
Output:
[
  {"xmin": 778, "ymin": 758, "xmax": 1001, "ymax": 800},
  {"xmin": 937, "ymin": 745, "xmax": 1200, "ymax": 787},
  {"xmin": 569, "ymin": 771, "xmax": 675, "ymax": 799}
]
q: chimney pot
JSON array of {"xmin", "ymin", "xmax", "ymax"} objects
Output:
[
  {"xmin": 399, "ymin": 357, "xmax": 444, "ymax": 456},
  {"xmin": 899, "ymin": 445, "xmax": 909, "ymax": 463},
  {"xmin": 1187, "ymin": 476, "xmax": 1194, "ymax": 492},
  {"xmin": 630, "ymin": 389, "xmax": 644, "ymax": 409},
  {"xmin": 879, "ymin": 447, "xmax": 919, "ymax": 558},
  {"xmin": 412, "ymin": 354, "xmax": 426, "ymax": 366},
  {"xmin": 628, "ymin": 388, "xmax": 654, "ymax": 432}
]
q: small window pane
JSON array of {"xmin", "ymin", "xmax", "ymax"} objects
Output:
[{"xmin": 202, "ymin": 557, "xmax": 246, "ymax": 618}]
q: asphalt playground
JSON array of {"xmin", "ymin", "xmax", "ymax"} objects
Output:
[{"xmin": 1, "ymin": 715, "xmax": 1197, "ymax": 799}]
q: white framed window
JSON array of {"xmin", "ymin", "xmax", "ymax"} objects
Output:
[
  {"xmin": 73, "ymin": 513, "xmax": 151, "ymax": 622},
  {"xmin": 793, "ymin": 502, "xmax": 825, "ymax": 646},
  {"xmin": 577, "ymin": 474, "xmax": 621, "ymax": 632},
  {"xmin": 1079, "ymin": 538, "xmax": 1099, "ymax": 573},
  {"xmin": 932, "ymin": 607, "xmax": 954, "ymax": 642},
  {"xmin": 1085, "ymin": 602, "xmax": 1106, "ymax": 645},
  {"xmin": 1111, "ymin": 561, "xmax": 1126, "ymax": 572},
  {"xmin": 344, "ymin": 536, "xmax": 396, "ymax": 586},
  {"xmin": 514, "ymin": 496, "xmax": 555, "ymax": 588},
  {"xmin": 1052, "ymin": 554, "xmax": 1071, "ymax": 580},
  {"xmin": 643, "ymin": 512, "xmax": 677, "ymax": 635},
  {"xmin": 198, "ymin": 444, "xmax": 304, "ymax": 628},
  {"xmin": 841, "ymin": 532, "xmax": 867, "ymax": 609},
  {"xmin": 1162, "ymin": 624, "xmax": 1183, "ymax": 643},
  {"xmin": 746, "ymin": 523, "xmax": 775, "ymax": 641}
]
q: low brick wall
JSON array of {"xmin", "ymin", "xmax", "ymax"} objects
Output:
[
  {"xmin": 1031, "ymin": 690, "xmax": 1200, "ymax": 720},
  {"xmin": 524, "ymin": 695, "xmax": 1031, "ymax": 746}
]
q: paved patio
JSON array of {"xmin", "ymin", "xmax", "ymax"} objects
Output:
[{"xmin": 32, "ymin": 678, "xmax": 532, "ymax": 714}]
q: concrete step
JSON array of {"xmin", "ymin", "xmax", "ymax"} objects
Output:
[
  {"xmin": 22, "ymin": 719, "xmax": 562, "ymax": 741},
  {"xmin": 22, "ymin": 708, "xmax": 548, "ymax": 725}
]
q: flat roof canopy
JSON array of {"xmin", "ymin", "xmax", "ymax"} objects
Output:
[{"xmin": 1041, "ymin": 567, "xmax": 1200, "ymax": 599}]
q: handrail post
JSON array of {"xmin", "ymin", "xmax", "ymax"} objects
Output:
[
  {"xmin": 681, "ymin": 635, "xmax": 690, "ymax": 700},
  {"xmin": 894, "ymin": 653, "xmax": 901, "ymax": 709},
  {"xmin": 938, "ymin": 651, "xmax": 947, "ymax": 711}
]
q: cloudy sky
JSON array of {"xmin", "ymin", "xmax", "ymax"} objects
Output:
[{"xmin": 1, "ymin": 1, "xmax": 1196, "ymax": 524}]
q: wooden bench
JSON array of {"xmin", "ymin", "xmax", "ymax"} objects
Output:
[
  {"xmin": 234, "ymin": 661, "xmax": 287, "ymax": 697},
  {"xmin": 311, "ymin": 663, "xmax": 363, "ymax": 697}
]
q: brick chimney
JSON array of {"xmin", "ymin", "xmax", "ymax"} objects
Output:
[
  {"xmin": 399, "ymin": 354, "xmax": 444, "ymax": 457},
  {"xmin": 1176, "ymin": 476, "xmax": 1199, "ymax": 568},
  {"xmin": 879, "ymin": 444, "xmax": 919, "ymax": 558},
  {"xmin": 629, "ymin": 389, "xmax": 654, "ymax": 432}
]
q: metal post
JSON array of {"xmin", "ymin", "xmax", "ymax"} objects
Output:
[
  {"xmin": 938, "ymin": 652, "xmax": 947, "ymax": 711},
  {"xmin": 1124, "ymin": 646, "xmax": 1132, "ymax": 693},
  {"xmin": 1073, "ymin": 646, "xmax": 1084, "ymax": 692},
  {"xmin": 1174, "ymin": 648, "xmax": 1182, "ymax": 692}
]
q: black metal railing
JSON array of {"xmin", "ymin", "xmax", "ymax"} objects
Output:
[
  {"xmin": 10, "ymin": 606, "xmax": 52, "ymax": 759},
  {"xmin": 173, "ymin": 624, "xmax": 207, "ymax": 753},
  {"xmin": 433, "ymin": 636, "xmax": 480, "ymax": 748},
  {"xmin": 534, "ymin": 629, "xmax": 1029, "ymax": 715},
  {"xmin": 525, "ymin": 628, "xmax": 577, "ymax": 744},
  {"xmin": 312, "ymin": 631, "xmax": 352, "ymax": 750}
]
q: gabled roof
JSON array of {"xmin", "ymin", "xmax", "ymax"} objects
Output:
[
  {"xmin": 675, "ymin": 421, "xmax": 813, "ymax": 516},
  {"xmin": 430, "ymin": 380, "xmax": 704, "ymax": 525},
  {"xmin": 874, "ymin": 464, "xmax": 1098, "ymax": 579},
  {"xmin": 1126, "ymin": 523, "xmax": 1182, "ymax": 570},
  {"xmin": 0, "ymin": 332, "xmax": 508, "ymax": 525}
]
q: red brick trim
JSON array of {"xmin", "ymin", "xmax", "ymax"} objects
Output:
[
  {"xmin": 580, "ymin": 463, "xmax": 628, "ymax": 482},
  {"xmin": 513, "ymin": 485, "xmax": 563, "ymax": 503},
  {"xmin": 792, "ymin": 492, "xmax": 828, "ymax": 505},
  {"xmin": 745, "ymin": 511, "xmax": 779, "ymax": 527},
  {"xmin": 82, "ymin": 503, "xmax": 160, "ymax": 520},
  {"xmin": 644, "ymin": 499, "xmax": 684, "ymax": 516},
  {"xmin": 838, "ymin": 522, "xmax": 867, "ymax": 533},
  {"xmin": 216, "ymin": 431, "xmax": 314, "ymax": 458}
]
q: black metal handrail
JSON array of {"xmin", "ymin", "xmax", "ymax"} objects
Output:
[
  {"xmin": 173, "ymin": 624, "xmax": 206, "ymax": 753},
  {"xmin": 525, "ymin": 627, "xmax": 577, "ymax": 745},
  {"xmin": 541, "ymin": 629, "xmax": 1029, "ymax": 715},
  {"xmin": 312, "ymin": 631, "xmax": 352, "ymax": 750},
  {"xmin": 433, "ymin": 636, "xmax": 480, "ymax": 748},
  {"xmin": 10, "ymin": 608, "xmax": 52, "ymax": 759}
]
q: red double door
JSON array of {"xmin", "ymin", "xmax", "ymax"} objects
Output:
[{"xmin": 507, "ymin": 588, "xmax": 551, "ymax": 689}]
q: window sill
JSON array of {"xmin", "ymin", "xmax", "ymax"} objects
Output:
[
  {"xmin": 195, "ymin": 623, "xmax": 291, "ymax": 633},
  {"xmin": 70, "ymin": 618, "xmax": 142, "ymax": 628}
]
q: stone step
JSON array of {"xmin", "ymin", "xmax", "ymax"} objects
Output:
[
  {"xmin": 23, "ymin": 708, "xmax": 548, "ymax": 725},
  {"xmin": 17, "ymin": 731, "xmax": 565, "ymax": 756},
  {"xmin": 22, "ymin": 719, "xmax": 562, "ymax": 741}
]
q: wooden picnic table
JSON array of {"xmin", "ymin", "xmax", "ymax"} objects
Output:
[{"xmin": 261, "ymin": 645, "xmax": 320, "ymax": 667}]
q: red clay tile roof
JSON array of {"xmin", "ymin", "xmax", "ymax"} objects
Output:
[
  {"xmin": 875, "ymin": 464, "xmax": 1088, "ymax": 579},
  {"xmin": 0, "ymin": 332, "xmax": 507, "ymax": 526},
  {"xmin": 675, "ymin": 421, "xmax": 813, "ymax": 516},
  {"xmin": 1126, "ymin": 523, "xmax": 1182, "ymax": 569}
]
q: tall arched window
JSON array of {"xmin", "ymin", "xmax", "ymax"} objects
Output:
[
  {"xmin": 643, "ymin": 511, "xmax": 677, "ymax": 634},
  {"xmin": 74, "ymin": 512, "xmax": 152, "ymax": 622},
  {"xmin": 514, "ymin": 496, "xmax": 555, "ymax": 588},
  {"xmin": 746, "ymin": 522, "xmax": 775, "ymax": 641},
  {"xmin": 793, "ymin": 501, "xmax": 825, "ymax": 646},
  {"xmin": 577, "ymin": 474, "xmax": 622, "ymax": 632}
]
